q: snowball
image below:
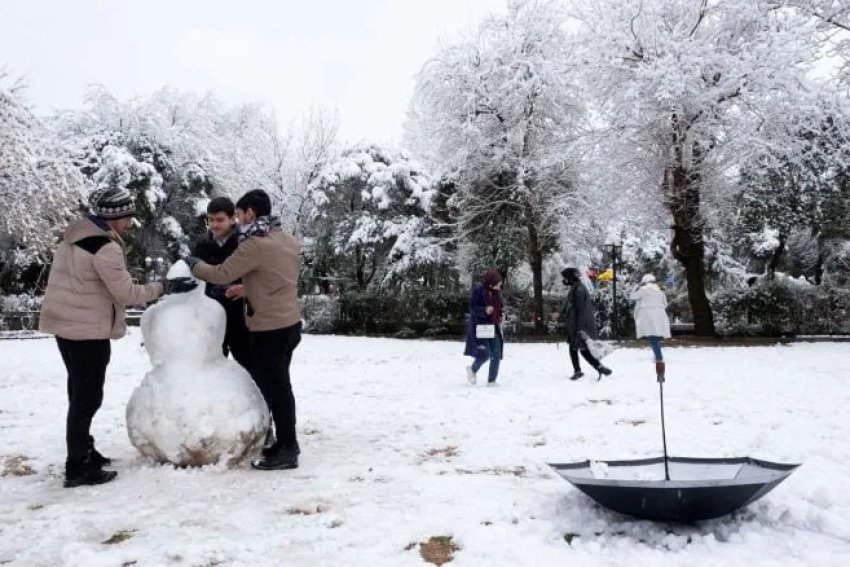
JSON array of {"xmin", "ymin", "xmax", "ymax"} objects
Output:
[{"xmin": 127, "ymin": 283, "xmax": 269, "ymax": 467}]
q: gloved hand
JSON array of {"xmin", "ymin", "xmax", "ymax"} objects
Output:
[
  {"xmin": 164, "ymin": 277, "xmax": 198, "ymax": 294},
  {"xmin": 182, "ymin": 256, "xmax": 201, "ymax": 270}
]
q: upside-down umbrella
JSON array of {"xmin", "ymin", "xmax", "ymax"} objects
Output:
[{"xmin": 549, "ymin": 365, "xmax": 800, "ymax": 522}]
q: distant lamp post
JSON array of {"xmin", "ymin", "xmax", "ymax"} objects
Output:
[
  {"xmin": 603, "ymin": 243, "xmax": 623, "ymax": 340},
  {"xmin": 144, "ymin": 256, "xmax": 165, "ymax": 283}
]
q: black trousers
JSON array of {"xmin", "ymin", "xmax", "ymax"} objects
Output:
[
  {"xmin": 56, "ymin": 338, "xmax": 111, "ymax": 464},
  {"xmin": 223, "ymin": 313, "xmax": 250, "ymax": 370},
  {"xmin": 569, "ymin": 345, "xmax": 600, "ymax": 372},
  {"xmin": 249, "ymin": 322, "xmax": 302, "ymax": 451}
]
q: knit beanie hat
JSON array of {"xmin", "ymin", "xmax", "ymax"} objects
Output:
[{"xmin": 89, "ymin": 186, "xmax": 136, "ymax": 220}]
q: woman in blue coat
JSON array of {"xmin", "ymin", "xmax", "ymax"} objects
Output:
[{"xmin": 464, "ymin": 269, "xmax": 505, "ymax": 385}]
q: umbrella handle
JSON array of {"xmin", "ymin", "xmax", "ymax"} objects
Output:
[{"xmin": 659, "ymin": 377, "xmax": 670, "ymax": 481}]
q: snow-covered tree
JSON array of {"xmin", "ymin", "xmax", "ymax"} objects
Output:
[
  {"xmin": 306, "ymin": 144, "xmax": 441, "ymax": 290},
  {"xmin": 567, "ymin": 0, "xmax": 849, "ymax": 335},
  {"xmin": 0, "ymin": 77, "xmax": 86, "ymax": 268},
  {"xmin": 51, "ymin": 86, "xmax": 301, "ymax": 269},
  {"xmin": 408, "ymin": 0, "xmax": 585, "ymax": 328},
  {"xmin": 275, "ymin": 109, "xmax": 339, "ymax": 235},
  {"xmin": 773, "ymin": 1, "xmax": 850, "ymax": 81},
  {"xmin": 735, "ymin": 105, "xmax": 850, "ymax": 280}
]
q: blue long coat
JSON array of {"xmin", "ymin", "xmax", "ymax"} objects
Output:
[{"xmin": 463, "ymin": 284, "xmax": 504, "ymax": 359}]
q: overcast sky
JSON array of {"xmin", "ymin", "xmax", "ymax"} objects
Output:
[{"xmin": 0, "ymin": 0, "xmax": 508, "ymax": 144}]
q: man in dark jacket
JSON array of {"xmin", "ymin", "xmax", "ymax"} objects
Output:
[
  {"xmin": 185, "ymin": 190, "xmax": 303, "ymax": 471},
  {"xmin": 556, "ymin": 267, "xmax": 613, "ymax": 381},
  {"xmin": 192, "ymin": 197, "xmax": 250, "ymax": 370}
]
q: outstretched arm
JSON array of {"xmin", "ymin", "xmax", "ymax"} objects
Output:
[{"xmin": 192, "ymin": 238, "xmax": 260, "ymax": 284}]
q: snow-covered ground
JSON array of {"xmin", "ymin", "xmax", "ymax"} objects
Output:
[{"xmin": 1, "ymin": 333, "xmax": 849, "ymax": 566}]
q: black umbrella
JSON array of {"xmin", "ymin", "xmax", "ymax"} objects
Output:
[{"xmin": 549, "ymin": 364, "xmax": 800, "ymax": 522}]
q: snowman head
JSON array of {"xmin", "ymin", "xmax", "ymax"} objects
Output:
[
  {"xmin": 142, "ymin": 260, "xmax": 223, "ymax": 365},
  {"xmin": 167, "ymin": 260, "xmax": 195, "ymax": 281},
  {"xmin": 164, "ymin": 260, "xmax": 205, "ymax": 297}
]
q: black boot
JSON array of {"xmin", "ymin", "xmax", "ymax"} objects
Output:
[
  {"xmin": 569, "ymin": 371, "xmax": 584, "ymax": 381},
  {"xmin": 64, "ymin": 458, "xmax": 117, "ymax": 488},
  {"xmin": 252, "ymin": 444, "xmax": 299, "ymax": 471},
  {"xmin": 596, "ymin": 365, "xmax": 613, "ymax": 380},
  {"xmin": 88, "ymin": 436, "xmax": 112, "ymax": 467}
]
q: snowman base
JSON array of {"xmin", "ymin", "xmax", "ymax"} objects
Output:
[{"xmin": 127, "ymin": 359, "xmax": 269, "ymax": 467}]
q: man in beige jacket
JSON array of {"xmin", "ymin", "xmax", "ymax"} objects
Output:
[
  {"xmin": 185, "ymin": 189, "xmax": 303, "ymax": 471},
  {"xmin": 40, "ymin": 186, "xmax": 172, "ymax": 487}
]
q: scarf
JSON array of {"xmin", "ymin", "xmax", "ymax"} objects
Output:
[
  {"xmin": 483, "ymin": 268, "xmax": 504, "ymax": 324},
  {"xmin": 237, "ymin": 215, "xmax": 282, "ymax": 242},
  {"xmin": 486, "ymin": 288, "xmax": 504, "ymax": 325}
]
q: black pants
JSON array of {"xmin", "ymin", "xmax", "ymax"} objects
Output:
[
  {"xmin": 56, "ymin": 338, "xmax": 111, "ymax": 464},
  {"xmin": 223, "ymin": 313, "xmax": 250, "ymax": 370},
  {"xmin": 249, "ymin": 322, "xmax": 302, "ymax": 451},
  {"xmin": 569, "ymin": 345, "xmax": 600, "ymax": 373}
]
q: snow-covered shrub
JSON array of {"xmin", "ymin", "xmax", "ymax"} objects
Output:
[
  {"xmin": 0, "ymin": 294, "xmax": 42, "ymax": 331},
  {"xmin": 300, "ymin": 295, "xmax": 340, "ymax": 334},
  {"xmin": 713, "ymin": 276, "xmax": 850, "ymax": 336},
  {"xmin": 337, "ymin": 287, "xmax": 468, "ymax": 335},
  {"xmin": 590, "ymin": 286, "xmax": 635, "ymax": 339},
  {"xmin": 0, "ymin": 293, "xmax": 42, "ymax": 312}
]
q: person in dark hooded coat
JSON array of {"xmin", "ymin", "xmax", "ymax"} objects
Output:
[
  {"xmin": 463, "ymin": 269, "xmax": 505, "ymax": 385},
  {"xmin": 555, "ymin": 267, "xmax": 612, "ymax": 381}
]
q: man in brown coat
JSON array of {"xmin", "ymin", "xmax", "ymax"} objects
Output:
[
  {"xmin": 185, "ymin": 189, "xmax": 303, "ymax": 471},
  {"xmin": 40, "ymin": 186, "xmax": 177, "ymax": 487}
]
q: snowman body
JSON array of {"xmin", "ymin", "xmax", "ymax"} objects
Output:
[{"xmin": 126, "ymin": 262, "xmax": 268, "ymax": 467}]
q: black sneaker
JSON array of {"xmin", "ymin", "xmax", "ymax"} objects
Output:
[
  {"xmin": 89, "ymin": 447, "xmax": 112, "ymax": 468},
  {"xmin": 569, "ymin": 371, "xmax": 584, "ymax": 381},
  {"xmin": 64, "ymin": 462, "xmax": 117, "ymax": 488},
  {"xmin": 596, "ymin": 365, "xmax": 613, "ymax": 380},
  {"xmin": 252, "ymin": 446, "xmax": 299, "ymax": 471},
  {"xmin": 88, "ymin": 436, "xmax": 112, "ymax": 467}
]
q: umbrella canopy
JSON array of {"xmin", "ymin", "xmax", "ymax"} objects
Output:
[
  {"xmin": 549, "ymin": 363, "xmax": 800, "ymax": 523},
  {"xmin": 550, "ymin": 456, "xmax": 799, "ymax": 522}
]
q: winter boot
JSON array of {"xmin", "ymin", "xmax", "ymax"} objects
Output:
[
  {"xmin": 88, "ymin": 436, "xmax": 112, "ymax": 467},
  {"xmin": 466, "ymin": 366, "xmax": 477, "ymax": 385},
  {"xmin": 252, "ymin": 445, "xmax": 299, "ymax": 471},
  {"xmin": 64, "ymin": 458, "xmax": 117, "ymax": 488},
  {"xmin": 655, "ymin": 361, "xmax": 666, "ymax": 380},
  {"xmin": 596, "ymin": 365, "xmax": 613, "ymax": 380},
  {"xmin": 569, "ymin": 371, "xmax": 584, "ymax": 381}
]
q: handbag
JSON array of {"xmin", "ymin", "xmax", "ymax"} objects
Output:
[
  {"xmin": 476, "ymin": 324, "xmax": 496, "ymax": 339},
  {"xmin": 579, "ymin": 330, "xmax": 614, "ymax": 360}
]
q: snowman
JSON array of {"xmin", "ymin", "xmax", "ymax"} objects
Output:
[{"xmin": 126, "ymin": 260, "xmax": 269, "ymax": 467}]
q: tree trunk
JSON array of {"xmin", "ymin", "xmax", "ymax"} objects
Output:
[
  {"xmin": 667, "ymin": 179, "xmax": 714, "ymax": 335},
  {"xmin": 670, "ymin": 221, "xmax": 714, "ymax": 336},
  {"xmin": 666, "ymin": 115, "xmax": 715, "ymax": 336},
  {"xmin": 526, "ymin": 221, "xmax": 545, "ymax": 331}
]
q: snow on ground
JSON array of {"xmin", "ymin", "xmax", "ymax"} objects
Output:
[{"xmin": 1, "ymin": 333, "xmax": 849, "ymax": 566}]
